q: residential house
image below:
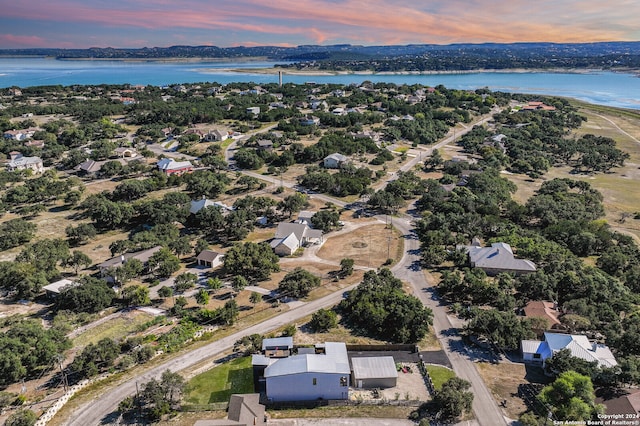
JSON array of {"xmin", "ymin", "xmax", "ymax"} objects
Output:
[
  {"xmin": 246, "ymin": 106, "xmax": 261, "ymax": 116},
  {"xmin": 263, "ymin": 342, "xmax": 350, "ymax": 402},
  {"xmin": 597, "ymin": 390, "xmax": 640, "ymax": 420},
  {"xmin": 156, "ymin": 158, "xmax": 193, "ymax": 176},
  {"xmin": 43, "ymin": 279, "xmax": 76, "ymax": 299},
  {"xmin": 6, "ymin": 152, "xmax": 44, "ymax": 173},
  {"xmin": 3, "ymin": 128, "xmax": 37, "ymax": 141},
  {"xmin": 270, "ymin": 222, "xmax": 323, "ymax": 256},
  {"xmin": 76, "ymin": 158, "xmax": 128, "ymax": 176},
  {"xmin": 204, "ymin": 129, "xmax": 229, "ymax": 142},
  {"xmin": 24, "ymin": 140, "xmax": 45, "ymax": 149},
  {"xmin": 98, "ymin": 246, "xmax": 163, "ymax": 279},
  {"xmin": 299, "ymin": 116, "xmax": 320, "ymax": 126},
  {"xmin": 458, "ymin": 241, "xmax": 536, "ymax": 276},
  {"xmin": 523, "ymin": 300, "xmax": 562, "ymax": 330},
  {"xmin": 256, "ymin": 140, "xmax": 274, "ymax": 151},
  {"xmin": 295, "ymin": 211, "xmax": 315, "ymax": 227},
  {"xmin": 323, "ymin": 153, "xmax": 348, "ymax": 169},
  {"xmin": 190, "ymin": 198, "xmax": 234, "ymax": 215},
  {"xmin": 114, "ymin": 147, "xmax": 138, "ymax": 158},
  {"xmin": 196, "ymin": 250, "xmax": 224, "ymax": 269},
  {"xmin": 193, "ymin": 394, "xmax": 266, "ymax": 426},
  {"xmin": 521, "ymin": 332, "xmax": 617, "ymax": 368}
]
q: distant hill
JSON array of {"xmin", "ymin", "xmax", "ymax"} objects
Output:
[{"xmin": 2, "ymin": 42, "xmax": 639, "ymax": 71}]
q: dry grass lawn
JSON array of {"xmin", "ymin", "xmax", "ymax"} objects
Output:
[
  {"xmin": 475, "ymin": 361, "xmax": 550, "ymax": 420},
  {"xmin": 72, "ymin": 310, "xmax": 154, "ymax": 348},
  {"xmin": 318, "ymin": 223, "xmax": 403, "ymax": 268}
]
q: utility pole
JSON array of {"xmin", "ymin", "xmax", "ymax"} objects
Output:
[{"xmin": 57, "ymin": 355, "xmax": 68, "ymax": 394}]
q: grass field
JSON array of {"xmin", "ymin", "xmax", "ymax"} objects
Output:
[
  {"xmin": 72, "ymin": 311, "xmax": 154, "ymax": 348},
  {"xmin": 426, "ymin": 365, "xmax": 456, "ymax": 391},
  {"xmin": 184, "ymin": 356, "xmax": 254, "ymax": 404}
]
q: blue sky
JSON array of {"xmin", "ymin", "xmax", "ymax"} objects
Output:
[{"xmin": 0, "ymin": 0, "xmax": 638, "ymax": 48}]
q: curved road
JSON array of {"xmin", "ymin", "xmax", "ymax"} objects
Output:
[{"xmin": 61, "ymin": 113, "xmax": 507, "ymax": 425}]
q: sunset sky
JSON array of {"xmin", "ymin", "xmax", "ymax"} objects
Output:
[{"xmin": 0, "ymin": 0, "xmax": 638, "ymax": 49}]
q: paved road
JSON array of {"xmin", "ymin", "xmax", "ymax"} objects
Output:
[{"xmin": 391, "ymin": 215, "xmax": 508, "ymax": 426}]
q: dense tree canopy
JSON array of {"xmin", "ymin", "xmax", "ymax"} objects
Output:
[{"xmin": 339, "ymin": 269, "xmax": 432, "ymax": 343}]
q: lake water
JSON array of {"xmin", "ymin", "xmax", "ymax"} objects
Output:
[{"xmin": 1, "ymin": 57, "xmax": 639, "ymax": 109}]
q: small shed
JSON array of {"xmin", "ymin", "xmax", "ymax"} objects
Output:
[
  {"xmin": 196, "ymin": 250, "xmax": 223, "ymax": 268},
  {"xmin": 351, "ymin": 356, "xmax": 398, "ymax": 389}
]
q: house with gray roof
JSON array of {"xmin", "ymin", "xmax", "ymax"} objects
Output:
[
  {"xmin": 264, "ymin": 342, "xmax": 350, "ymax": 402},
  {"xmin": 323, "ymin": 153, "xmax": 348, "ymax": 169},
  {"xmin": 270, "ymin": 222, "xmax": 323, "ymax": 256},
  {"xmin": 6, "ymin": 153, "xmax": 43, "ymax": 173},
  {"xmin": 521, "ymin": 332, "xmax": 617, "ymax": 368},
  {"xmin": 351, "ymin": 356, "xmax": 398, "ymax": 389},
  {"xmin": 194, "ymin": 394, "xmax": 265, "ymax": 426},
  {"xmin": 459, "ymin": 241, "xmax": 536, "ymax": 276},
  {"xmin": 98, "ymin": 246, "xmax": 162, "ymax": 281}
]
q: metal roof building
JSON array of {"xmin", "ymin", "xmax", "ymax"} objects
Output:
[{"xmin": 351, "ymin": 356, "xmax": 398, "ymax": 389}]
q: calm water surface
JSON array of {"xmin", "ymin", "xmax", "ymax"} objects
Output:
[{"xmin": 1, "ymin": 57, "xmax": 639, "ymax": 109}]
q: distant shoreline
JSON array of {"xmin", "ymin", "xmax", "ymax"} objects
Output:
[
  {"xmin": 1, "ymin": 55, "xmax": 638, "ymax": 77},
  {"xmin": 204, "ymin": 66, "xmax": 640, "ymax": 77}
]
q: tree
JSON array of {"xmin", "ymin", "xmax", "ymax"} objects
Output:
[
  {"xmin": 311, "ymin": 210, "xmax": 340, "ymax": 232},
  {"xmin": 232, "ymin": 275, "xmax": 248, "ymax": 292},
  {"xmin": 148, "ymin": 247, "xmax": 181, "ymax": 278},
  {"xmin": 158, "ymin": 286, "xmax": 173, "ymax": 298},
  {"xmin": 169, "ymin": 236, "xmax": 192, "ymax": 258},
  {"xmin": 174, "ymin": 272, "xmax": 198, "ymax": 293},
  {"xmin": 4, "ymin": 409, "xmax": 37, "ymax": 426},
  {"xmin": 234, "ymin": 333, "xmax": 263, "ymax": 355},
  {"xmin": 250, "ymin": 291, "xmax": 262, "ymax": 305},
  {"xmin": 121, "ymin": 285, "xmax": 151, "ymax": 306},
  {"xmin": 57, "ymin": 276, "xmax": 116, "ymax": 313},
  {"xmin": 338, "ymin": 258, "xmax": 354, "ymax": 277},
  {"xmin": 206, "ymin": 277, "xmax": 223, "ymax": 291},
  {"xmin": 543, "ymin": 349, "xmax": 599, "ymax": 378},
  {"xmin": 425, "ymin": 148, "xmax": 443, "ymax": 170},
  {"xmin": 339, "ymin": 269, "xmax": 433, "ymax": 343},
  {"xmin": 309, "ymin": 308, "xmax": 338, "ymax": 332},
  {"xmin": 65, "ymin": 223, "xmax": 97, "ymax": 246},
  {"xmin": 277, "ymin": 267, "xmax": 321, "ymax": 298},
  {"xmin": 195, "ymin": 289, "xmax": 210, "ymax": 306},
  {"xmin": 223, "ymin": 242, "xmax": 280, "ymax": 282},
  {"xmin": 67, "ymin": 250, "xmax": 92, "ymax": 274},
  {"xmin": 0, "ymin": 218, "xmax": 36, "ymax": 250},
  {"xmin": 278, "ymin": 192, "xmax": 308, "ymax": 218},
  {"xmin": 432, "ymin": 377, "xmax": 474, "ymax": 421},
  {"xmin": 538, "ymin": 371, "xmax": 603, "ymax": 421},
  {"xmin": 16, "ymin": 238, "xmax": 70, "ymax": 279}
]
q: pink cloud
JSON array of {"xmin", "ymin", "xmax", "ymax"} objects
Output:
[
  {"xmin": 1, "ymin": 0, "xmax": 638, "ymax": 46},
  {"xmin": 0, "ymin": 34, "xmax": 47, "ymax": 48}
]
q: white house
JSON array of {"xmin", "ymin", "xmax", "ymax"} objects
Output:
[
  {"xmin": 458, "ymin": 241, "xmax": 536, "ymax": 276},
  {"xmin": 190, "ymin": 198, "xmax": 234, "ymax": 215},
  {"xmin": 156, "ymin": 158, "xmax": 194, "ymax": 176},
  {"xmin": 264, "ymin": 342, "xmax": 350, "ymax": 402},
  {"xmin": 323, "ymin": 153, "xmax": 348, "ymax": 169},
  {"xmin": 521, "ymin": 332, "xmax": 617, "ymax": 368},
  {"xmin": 43, "ymin": 279, "xmax": 76, "ymax": 299},
  {"xmin": 196, "ymin": 250, "xmax": 224, "ymax": 269},
  {"xmin": 270, "ymin": 223, "xmax": 323, "ymax": 256},
  {"xmin": 6, "ymin": 153, "xmax": 44, "ymax": 173}
]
